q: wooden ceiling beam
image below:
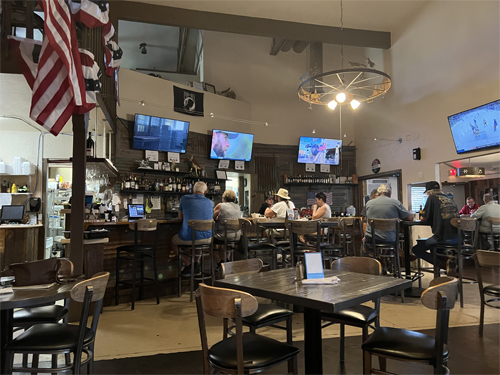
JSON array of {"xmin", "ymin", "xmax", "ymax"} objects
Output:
[{"xmin": 110, "ymin": 3, "xmax": 391, "ymax": 49}]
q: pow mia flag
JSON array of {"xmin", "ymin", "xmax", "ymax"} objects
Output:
[{"xmin": 173, "ymin": 86, "xmax": 204, "ymax": 117}]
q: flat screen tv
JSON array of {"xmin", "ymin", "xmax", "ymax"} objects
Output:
[
  {"xmin": 210, "ymin": 129, "xmax": 254, "ymax": 162},
  {"xmin": 133, "ymin": 114, "xmax": 190, "ymax": 153},
  {"xmin": 298, "ymin": 137, "xmax": 342, "ymax": 165},
  {"xmin": 448, "ymin": 99, "xmax": 500, "ymax": 154}
]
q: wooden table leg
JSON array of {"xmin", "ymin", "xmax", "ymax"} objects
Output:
[{"xmin": 303, "ymin": 307, "xmax": 323, "ymax": 374}]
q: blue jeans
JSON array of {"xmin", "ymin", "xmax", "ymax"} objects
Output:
[{"xmin": 412, "ymin": 237, "xmax": 458, "ymax": 266}]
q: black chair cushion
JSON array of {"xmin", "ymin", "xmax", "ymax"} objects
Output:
[
  {"xmin": 242, "ymin": 304, "xmax": 293, "ymax": 326},
  {"xmin": 5, "ymin": 323, "xmax": 94, "ymax": 351},
  {"xmin": 208, "ymin": 332, "xmax": 299, "ymax": 370},
  {"xmin": 248, "ymin": 243, "xmax": 276, "ymax": 250},
  {"xmin": 275, "ymin": 240, "xmax": 290, "ymax": 247},
  {"xmin": 322, "ymin": 305, "xmax": 377, "ymax": 324},
  {"xmin": 484, "ymin": 285, "xmax": 500, "ymax": 297},
  {"xmin": 13, "ymin": 305, "xmax": 68, "ymax": 325},
  {"xmin": 362, "ymin": 327, "xmax": 449, "ymax": 361},
  {"xmin": 117, "ymin": 244, "xmax": 154, "ymax": 253}
]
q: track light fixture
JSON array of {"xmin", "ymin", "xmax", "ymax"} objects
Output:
[{"xmin": 139, "ymin": 43, "xmax": 147, "ymax": 54}]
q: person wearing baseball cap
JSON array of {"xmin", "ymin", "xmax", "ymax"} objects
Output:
[
  {"xmin": 411, "ymin": 181, "xmax": 460, "ymax": 275},
  {"xmin": 211, "ymin": 130, "xmax": 238, "ymax": 158}
]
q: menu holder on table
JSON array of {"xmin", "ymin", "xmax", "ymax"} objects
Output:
[{"xmin": 304, "ymin": 253, "xmax": 324, "ymax": 279}]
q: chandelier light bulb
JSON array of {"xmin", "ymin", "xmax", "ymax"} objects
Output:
[
  {"xmin": 336, "ymin": 92, "xmax": 346, "ymax": 103},
  {"xmin": 140, "ymin": 100, "xmax": 145, "ymax": 106},
  {"xmin": 327, "ymin": 100, "xmax": 338, "ymax": 110},
  {"xmin": 350, "ymin": 99, "xmax": 360, "ymax": 109}
]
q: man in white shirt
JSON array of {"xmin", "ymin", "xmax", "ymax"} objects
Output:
[{"xmin": 472, "ymin": 193, "xmax": 500, "ymax": 249}]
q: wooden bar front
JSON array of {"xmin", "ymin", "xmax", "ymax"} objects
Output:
[{"xmin": 0, "ymin": 225, "xmax": 43, "ymax": 271}]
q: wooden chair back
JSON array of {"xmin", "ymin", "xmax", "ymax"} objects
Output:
[
  {"xmin": 223, "ymin": 219, "xmax": 241, "ymax": 232},
  {"xmin": 369, "ymin": 218, "xmax": 399, "ymax": 232},
  {"xmin": 197, "ymin": 283, "xmax": 258, "ymax": 319},
  {"xmin": 128, "ymin": 219, "xmax": 158, "ymax": 231},
  {"xmin": 421, "ymin": 277, "xmax": 458, "ymax": 310},
  {"xmin": 450, "ymin": 217, "xmax": 478, "ymax": 232},
  {"xmin": 475, "ymin": 249, "xmax": 500, "ymax": 268},
  {"xmin": 288, "ymin": 220, "xmax": 321, "ymax": 235},
  {"xmin": 331, "ymin": 257, "xmax": 381, "ymax": 275},
  {"xmin": 340, "ymin": 217, "xmax": 355, "ymax": 227},
  {"xmin": 220, "ymin": 259, "xmax": 263, "ymax": 279},
  {"xmin": 70, "ymin": 271, "xmax": 109, "ymax": 303},
  {"xmin": 487, "ymin": 217, "xmax": 500, "ymax": 237},
  {"xmin": 188, "ymin": 219, "xmax": 214, "ymax": 232}
]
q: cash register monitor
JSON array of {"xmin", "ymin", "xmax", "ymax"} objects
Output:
[
  {"xmin": 128, "ymin": 204, "xmax": 145, "ymax": 220},
  {"xmin": 1, "ymin": 205, "xmax": 25, "ymax": 223}
]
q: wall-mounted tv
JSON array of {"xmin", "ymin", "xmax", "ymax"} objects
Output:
[
  {"xmin": 298, "ymin": 137, "xmax": 342, "ymax": 165},
  {"xmin": 448, "ymin": 99, "xmax": 500, "ymax": 154},
  {"xmin": 210, "ymin": 129, "xmax": 254, "ymax": 162},
  {"xmin": 132, "ymin": 114, "xmax": 190, "ymax": 153}
]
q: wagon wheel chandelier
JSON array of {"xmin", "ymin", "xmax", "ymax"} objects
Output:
[
  {"xmin": 297, "ymin": 0, "xmax": 391, "ymax": 111},
  {"xmin": 298, "ymin": 67, "xmax": 391, "ymax": 110}
]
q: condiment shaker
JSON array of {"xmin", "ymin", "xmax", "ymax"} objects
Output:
[{"xmin": 295, "ymin": 261, "xmax": 304, "ymax": 282}]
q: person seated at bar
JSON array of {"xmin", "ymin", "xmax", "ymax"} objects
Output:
[
  {"xmin": 311, "ymin": 192, "xmax": 332, "ymax": 220},
  {"xmin": 363, "ymin": 184, "xmax": 413, "ymax": 249},
  {"xmin": 172, "ymin": 181, "xmax": 213, "ymax": 275},
  {"xmin": 412, "ymin": 181, "xmax": 459, "ymax": 275},
  {"xmin": 459, "ymin": 196, "xmax": 480, "ymax": 216},
  {"xmin": 258, "ymin": 196, "xmax": 274, "ymax": 215},
  {"xmin": 472, "ymin": 193, "xmax": 500, "ymax": 249},
  {"xmin": 213, "ymin": 190, "xmax": 242, "ymax": 268}
]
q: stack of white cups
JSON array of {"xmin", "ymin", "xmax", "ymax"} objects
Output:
[{"xmin": 13, "ymin": 157, "xmax": 23, "ymax": 175}]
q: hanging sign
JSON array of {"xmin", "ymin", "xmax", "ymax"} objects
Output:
[{"xmin": 371, "ymin": 159, "xmax": 381, "ymax": 174}]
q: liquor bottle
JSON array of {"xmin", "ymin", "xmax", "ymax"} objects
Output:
[
  {"xmin": 419, "ymin": 205, "xmax": 424, "ymax": 220},
  {"xmin": 134, "ymin": 176, "xmax": 139, "ymax": 190},
  {"xmin": 125, "ymin": 175, "xmax": 131, "ymax": 190},
  {"xmin": 181, "ymin": 179, "xmax": 186, "ymax": 193},
  {"xmin": 86, "ymin": 132, "xmax": 94, "ymax": 157},
  {"xmin": 177, "ymin": 178, "xmax": 181, "ymax": 193},
  {"xmin": 188, "ymin": 180, "xmax": 192, "ymax": 193}
]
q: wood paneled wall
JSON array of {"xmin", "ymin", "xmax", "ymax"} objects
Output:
[
  {"xmin": 466, "ymin": 178, "xmax": 500, "ymax": 204},
  {"xmin": 114, "ymin": 120, "xmax": 357, "ymax": 213}
]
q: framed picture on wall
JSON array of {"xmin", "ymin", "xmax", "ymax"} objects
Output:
[{"xmin": 204, "ymin": 83, "xmax": 216, "ymax": 94}]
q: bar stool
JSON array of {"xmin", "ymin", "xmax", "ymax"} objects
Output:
[
  {"xmin": 177, "ymin": 219, "xmax": 215, "ymax": 302},
  {"xmin": 240, "ymin": 218, "xmax": 278, "ymax": 269},
  {"xmin": 364, "ymin": 219, "xmax": 405, "ymax": 302},
  {"xmin": 115, "ymin": 219, "xmax": 160, "ymax": 310},
  {"xmin": 337, "ymin": 217, "xmax": 356, "ymax": 256},
  {"xmin": 215, "ymin": 219, "xmax": 241, "ymax": 263},
  {"xmin": 432, "ymin": 217, "xmax": 479, "ymax": 308},
  {"xmin": 487, "ymin": 217, "xmax": 500, "ymax": 251},
  {"xmin": 320, "ymin": 218, "xmax": 345, "ymax": 268}
]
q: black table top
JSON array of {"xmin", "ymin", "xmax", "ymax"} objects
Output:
[
  {"xmin": 0, "ymin": 282, "xmax": 75, "ymax": 310},
  {"xmin": 215, "ymin": 268, "xmax": 411, "ymax": 313}
]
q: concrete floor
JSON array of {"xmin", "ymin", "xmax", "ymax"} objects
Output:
[{"xmin": 94, "ymin": 272, "xmax": 500, "ymax": 361}]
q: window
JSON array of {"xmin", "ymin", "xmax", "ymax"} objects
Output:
[{"xmin": 408, "ymin": 184, "xmax": 428, "ymax": 213}]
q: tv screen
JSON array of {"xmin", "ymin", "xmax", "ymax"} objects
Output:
[
  {"xmin": 448, "ymin": 100, "xmax": 500, "ymax": 154},
  {"xmin": 133, "ymin": 114, "xmax": 190, "ymax": 153},
  {"xmin": 298, "ymin": 137, "xmax": 342, "ymax": 165},
  {"xmin": 210, "ymin": 130, "xmax": 254, "ymax": 161}
]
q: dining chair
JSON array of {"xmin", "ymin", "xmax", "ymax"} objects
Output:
[
  {"xmin": 220, "ymin": 258, "xmax": 294, "ymax": 345},
  {"xmin": 337, "ymin": 217, "xmax": 356, "ymax": 256},
  {"xmin": 239, "ymin": 218, "xmax": 277, "ymax": 269},
  {"xmin": 362, "ymin": 277, "xmax": 458, "ymax": 375},
  {"xmin": 4, "ymin": 272, "xmax": 110, "ymax": 375},
  {"xmin": 115, "ymin": 219, "xmax": 160, "ymax": 310},
  {"xmin": 473, "ymin": 250, "xmax": 500, "ymax": 337},
  {"xmin": 320, "ymin": 217, "xmax": 346, "ymax": 267},
  {"xmin": 321, "ymin": 257, "xmax": 382, "ymax": 362},
  {"xmin": 287, "ymin": 220, "xmax": 321, "ymax": 266},
  {"xmin": 195, "ymin": 283, "xmax": 299, "ymax": 374},
  {"xmin": 178, "ymin": 220, "xmax": 215, "ymax": 302},
  {"xmin": 432, "ymin": 217, "xmax": 479, "ymax": 308}
]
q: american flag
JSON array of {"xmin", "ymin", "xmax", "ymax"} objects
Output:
[
  {"xmin": 8, "ymin": 0, "xmax": 114, "ymax": 136},
  {"xmin": 103, "ymin": 22, "xmax": 122, "ymax": 76}
]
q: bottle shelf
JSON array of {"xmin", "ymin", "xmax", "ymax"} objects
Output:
[
  {"xmin": 285, "ymin": 183, "xmax": 357, "ymax": 187},
  {"xmin": 120, "ymin": 190, "xmax": 222, "ymax": 196}
]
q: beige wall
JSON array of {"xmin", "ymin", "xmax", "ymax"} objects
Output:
[{"xmin": 355, "ymin": 0, "xmax": 500, "ymax": 205}]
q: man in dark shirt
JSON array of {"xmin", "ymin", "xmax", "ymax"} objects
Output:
[
  {"xmin": 258, "ymin": 196, "xmax": 274, "ymax": 215},
  {"xmin": 412, "ymin": 181, "xmax": 459, "ymax": 273}
]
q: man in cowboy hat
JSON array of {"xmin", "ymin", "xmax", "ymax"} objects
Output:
[{"xmin": 265, "ymin": 188, "xmax": 295, "ymax": 218}]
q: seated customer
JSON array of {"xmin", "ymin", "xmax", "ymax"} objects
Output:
[
  {"xmin": 258, "ymin": 196, "xmax": 274, "ymax": 216},
  {"xmin": 172, "ymin": 181, "xmax": 213, "ymax": 275},
  {"xmin": 311, "ymin": 192, "xmax": 332, "ymax": 220},
  {"xmin": 472, "ymin": 193, "xmax": 500, "ymax": 249},
  {"xmin": 364, "ymin": 184, "xmax": 413, "ymax": 248},
  {"xmin": 412, "ymin": 181, "xmax": 459, "ymax": 274},
  {"xmin": 213, "ymin": 190, "xmax": 242, "ymax": 267},
  {"xmin": 264, "ymin": 188, "xmax": 295, "ymax": 239},
  {"xmin": 459, "ymin": 196, "xmax": 480, "ymax": 216}
]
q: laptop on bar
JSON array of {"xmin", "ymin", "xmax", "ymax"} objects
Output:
[{"xmin": 128, "ymin": 204, "xmax": 145, "ymax": 221}]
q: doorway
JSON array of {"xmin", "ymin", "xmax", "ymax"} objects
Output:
[
  {"xmin": 358, "ymin": 170, "xmax": 403, "ymax": 213},
  {"xmin": 226, "ymin": 172, "xmax": 251, "ymax": 217}
]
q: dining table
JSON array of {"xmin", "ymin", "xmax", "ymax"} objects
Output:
[
  {"xmin": 0, "ymin": 282, "xmax": 77, "ymax": 372},
  {"xmin": 215, "ymin": 267, "xmax": 411, "ymax": 374}
]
